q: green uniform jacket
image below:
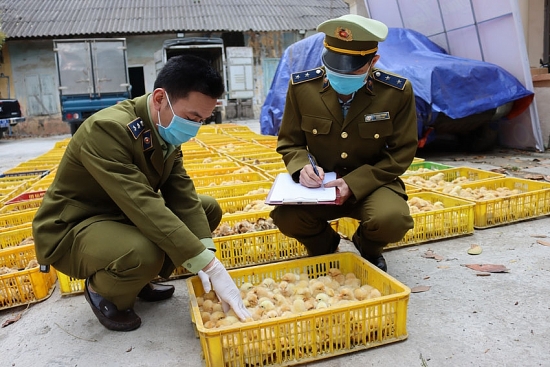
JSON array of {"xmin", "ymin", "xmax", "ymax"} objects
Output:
[
  {"xmin": 277, "ymin": 66, "xmax": 418, "ymax": 201},
  {"xmin": 32, "ymin": 94, "xmax": 213, "ymax": 277}
]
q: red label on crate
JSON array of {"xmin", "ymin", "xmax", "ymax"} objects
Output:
[{"xmin": 5, "ymin": 190, "xmax": 47, "ymax": 204}]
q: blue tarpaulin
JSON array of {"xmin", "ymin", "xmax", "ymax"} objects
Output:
[{"xmin": 260, "ymin": 28, "xmax": 534, "ymax": 141}]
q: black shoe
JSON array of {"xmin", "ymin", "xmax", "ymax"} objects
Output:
[
  {"xmin": 352, "ymin": 231, "xmax": 388, "ymax": 272},
  {"xmin": 84, "ymin": 279, "xmax": 141, "ymax": 331},
  {"xmin": 364, "ymin": 255, "xmax": 388, "ymax": 272},
  {"xmin": 137, "ymin": 282, "xmax": 175, "ymax": 302}
]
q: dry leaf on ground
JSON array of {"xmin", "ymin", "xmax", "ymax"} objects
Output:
[
  {"xmin": 411, "ymin": 286, "xmax": 431, "ymax": 293},
  {"xmin": 524, "ymin": 174, "xmax": 545, "ymax": 180},
  {"xmin": 467, "ymin": 244, "xmax": 482, "ymax": 255},
  {"xmin": 490, "ymin": 168, "xmax": 507, "ymax": 174},
  {"xmin": 464, "ymin": 264, "xmax": 509, "ymax": 273},
  {"xmin": 1, "ymin": 313, "xmax": 22, "ymax": 328},
  {"xmin": 537, "ymin": 240, "xmax": 550, "ymax": 247},
  {"xmin": 421, "ymin": 250, "xmax": 445, "ymax": 261},
  {"xmin": 530, "ymin": 234, "xmax": 548, "ymax": 238}
]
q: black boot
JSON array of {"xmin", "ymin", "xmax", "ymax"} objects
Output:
[{"xmin": 352, "ymin": 229, "xmax": 387, "ymax": 272}]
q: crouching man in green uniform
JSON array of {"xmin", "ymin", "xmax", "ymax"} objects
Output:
[
  {"xmin": 32, "ymin": 55, "xmax": 250, "ymax": 331},
  {"xmin": 271, "ymin": 15, "xmax": 418, "ymax": 272}
]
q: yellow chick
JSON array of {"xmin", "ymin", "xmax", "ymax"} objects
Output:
[
  {"xmin": 259, "ymin": 299, "xmax": 276, "ymax": 312},
  {"xmin": 203, "ymin": 290, "xmax": 218, "ymax": 301},
  {"xmin": 291, "ymin": 299, "xmax": 307, "ymax": 313},
  {"xmin": 315, "ymin": 301, "xmax": 328, "ymax": 309},
  {"xmin": 210, "ymin": 311, "xmax": 226, "ymax": 323},
  {"xmin": 202, "ymin": 299, "xmax": 215, "ymax": 313},
  {"xmin": 281, "ymin": 272, "xmax": 299, "ymax": 283},
  {"xmin": 240, "ymin": 282, "xmax": 254, "ymax": 293},
  {"xmin": 369, "ymin": 288, "xmax": 382, "ymax": 299},
  {"xmin": 315, "ymin": 293, "xmax": 330, "ymax": 304},
  {"xmin": 260, "ymin": 277, "xmax": 276, "ymax": 290}
]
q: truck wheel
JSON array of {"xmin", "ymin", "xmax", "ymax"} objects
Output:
[{"xmin": 214, "ymin": 111, "xmax": 222, "ymax": 124}]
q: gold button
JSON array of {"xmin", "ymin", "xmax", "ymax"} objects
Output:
[
  {"xmin": 341, "ymin": 152, "xmax": 348, "ymax": 159},
  {"xmin": 341, "ymin": 132, "xmax": 348, "ymax": 139},
  {"xmin": 374, "ymin": 133, "xmax": 380, "ymax": 139},
  {"xmin": 312, "ymin": 129, "xmax": 318, "ymax": 135}
]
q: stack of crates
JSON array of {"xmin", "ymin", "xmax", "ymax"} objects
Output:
[{"xmin": 0, "ymin": 213, "xmax": 57, "ymax": 310}]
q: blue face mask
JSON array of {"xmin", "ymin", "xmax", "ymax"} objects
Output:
[
  {"xmin": 157, "ymin": 92, "xmax": 202, "ymax": 146},
  {"xmin": 324, "ymin": 67, "xmax": 370, "ymax": 95}
]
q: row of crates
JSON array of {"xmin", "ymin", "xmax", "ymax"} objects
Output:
[
  {"xmin": 3, "ymin": 125, "xmax": 550, "ymax": 366},
  {"xmin": 3, "ymin": 130, "xmax": 550, "ymax": 294}
]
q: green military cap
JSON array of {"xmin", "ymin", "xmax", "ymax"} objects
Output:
[{"xmin": 317, "ymin": 14, "xmax": 389, "ymax": 73}]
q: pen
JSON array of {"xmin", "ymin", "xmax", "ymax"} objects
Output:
[{"xmin": 307, "ymin": 152, "xmax": 324, "ymax": 188}]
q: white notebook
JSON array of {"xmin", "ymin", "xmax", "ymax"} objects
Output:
[{"xmin": 265, "ymin": 172, "xmax": 337, "ymax": 204}]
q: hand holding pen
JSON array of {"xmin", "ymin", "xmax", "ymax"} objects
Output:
[{"xmin": 300, "ymin": 152, "xmax": 325, "ymax": 188}]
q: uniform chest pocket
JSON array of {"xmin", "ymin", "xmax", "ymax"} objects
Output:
[
  {"xmin": 301, "ymin": 116, "xmax": 332, "ymax": 136},
  {"xmin": 358, "ymin": 121, "xmax": 393, "ymax": 140}
]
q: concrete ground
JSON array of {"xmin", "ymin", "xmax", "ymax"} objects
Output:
[{"xmin": 1, "ymin": 121, "xmax": 549, "ymax": 367}]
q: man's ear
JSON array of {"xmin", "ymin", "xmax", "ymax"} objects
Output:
[{"xmin": 151, "ymin": 88, "xmax": 166, "ymax": 110}]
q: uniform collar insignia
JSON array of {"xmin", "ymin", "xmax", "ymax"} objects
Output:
[
  {"xmin": 127, "ymin": 118, "xmax": 145, "ymax": 139},
  {"xmin": 142, "ymin": 130, "xmax": 153, "ymax": 151}
]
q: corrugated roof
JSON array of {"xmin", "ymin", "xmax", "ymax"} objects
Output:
[{"xmin": 1, "ymin": 0, "xmax": 349, "ymax": 39}]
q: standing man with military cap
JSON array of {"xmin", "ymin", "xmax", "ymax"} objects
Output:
[
  {"xmin": 32, "ymin": 54, "xmax": 250, "ymax": 331},
  {"xmin": 270, "ymin": 14, "xmax": 417, "ymax": 271}
]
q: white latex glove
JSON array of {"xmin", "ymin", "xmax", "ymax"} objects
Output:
[{"xmin": 197, "ymin": 258, "xmax": 251, "ymax": 321}]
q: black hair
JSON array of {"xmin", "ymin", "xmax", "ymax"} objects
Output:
[{"xmin": 153, "ymin": 54, "xmax": 224, "ymax": 100}]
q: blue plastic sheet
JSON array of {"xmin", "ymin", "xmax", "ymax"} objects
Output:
[{"xmin": 260, "ymin": 28, "xmax": 534, "ymax": 139}]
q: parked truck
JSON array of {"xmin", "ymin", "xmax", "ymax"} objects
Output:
[
  {"xmin": 0, "ymin": 99, "xmax": 25, "ymax": 139},
  {"xmin": 53, "ymin": 38, "xmax": 131, "ymax": 135},
  {"xmin": 154, "ymin": 37, "xmax": 227, "ymax": 124}
]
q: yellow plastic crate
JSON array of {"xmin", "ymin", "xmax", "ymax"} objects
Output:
[
  {"xmin": 192, "ymin": 172, "xmax": 270, "ymax": 187},
  {"xmin": 188, "ymin": 166, "xmax": 255, "ymax": 178},
  {"xmin": 338, "ymin": 192, "xmax": 475, "ymax": 248},
  {"xmin": 217, "ymin": 193, "xmax": 271, "ymax": 215},
  {"xmin": 187, "ymin": 252, "xmax": 410, "ymax": 367},
  {"xmin": 57, "ymin": 264, "xmax": 193, "ymax": 296},
  {"xmin": 54, "ymin": 139, "xmax": 71, "ymax": 149},
  {"xmin": 445, "ymin": 177, "xmax": 550, "ymax": 228},
  {"xmin": 182, "ymin": 150, "xmax": 220, "ymax": 160},
  {"xmin": 0, "ymin": 209, "xmax": 37, "ymax": 231},
  {"xmin": 0, "ymin": 244, "xmax": 57, "ymax": 310},
  {"xmin": 0, "ymin": 182, "xmax": 29, "ymax": 206},
  {"xmin": 0, "ymin": 226, "xmax": 34, "ymax": 248},
  {"xmin": 402, "ymin": 161, "xmax": 454, "ymax": 176},
  {"xmin": 196, "ymin": 182, "xmax": 273, "ymax": 199},
  {"xmin": 213, "ymin": 211, "xmax": 337, "ymax": 269},
  {"xmin": 402, "ymin": 166, "xmax": 505, "ymax": 191},
  {"xmin": 0, "ymin": 197, "xmax": 43, "ymax": 213},
  {"xmin": 184, "ymin": 161, "xmax": 241, "ymax": 171}
]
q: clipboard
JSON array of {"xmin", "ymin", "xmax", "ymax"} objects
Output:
[{"xmin": 265, "ymin": 172, "xmax": 341, "ymax": 205}]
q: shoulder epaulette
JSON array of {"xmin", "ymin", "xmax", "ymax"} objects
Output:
[
  {"xmin": 291, "ymin": 67, "xmax": 324, "ymax": 85},
  {"xmin": 127, "ymin": 118, "xmax": 145, "ymax": 139},
  {"xmin": 372, "ymin": 70, "xmax": 407, "ymax": 91}
]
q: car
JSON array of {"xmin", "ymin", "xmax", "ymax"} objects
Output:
[{"xmin": 0, "ymin": 98, "xmax": 26, "ymax": 139}]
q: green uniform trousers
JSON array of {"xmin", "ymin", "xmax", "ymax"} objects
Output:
[
  {"xmin": 270, "ymin": 187, "xmax": 414, "ymax": 258},
  {"xmin": 53, "ymin": 195, "xmax": 222, "ymax": 310}
]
